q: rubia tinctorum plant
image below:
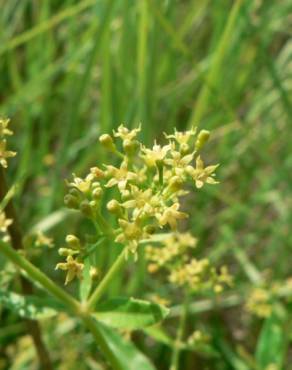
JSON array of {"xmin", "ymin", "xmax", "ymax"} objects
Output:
[{"xmin": 0, "ymin": 120, "xmax": 230, "ymax": 370}]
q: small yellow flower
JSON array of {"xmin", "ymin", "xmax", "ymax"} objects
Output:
[
  {"xmin": 113, "ymin": 124, "xmax": 141, "ymax": 142},
  {"xmin": 68, "ymin": 173, "xmax": 96, "ymax": 194},
  {"xmin": 156, "ymin": 203, "xmax": 188, "ymax": 230},
  {"xmin": 245, "ymin": 287, "xmax": 272, "ymax": 318},
  {"xmin": 35, "ymin": 231, "xmax": 54, "ymax": 248},
  {"xmin": 0, "ymin": 211, "xmax": 12, "ymax": 233},
  {"xmin": 165, "ymin": 126, "xmax": 197, "ymax": 145},
  {"xmin": 105, "ymin": 160, "xmax": 137, "ymax": 191},
  {"xmin": 140, "ymin": 142, "xmax": 171, "ymax": 167},
  {"xmin": 188, "ymin": 156, "xmax": 219, "ymax": 188},
  {"xmin": 56, "ymin": 255, "xmax": 84, "ymax": 285},
  {"xmin": 0, "ymin": 140, "xmax": 16, "ymax": 168},
  {"xmin": 122, "ymin": 185, "xmax": 156, "ymax": 218},
  {"xmin": 164, "ymin": 149, "xmax": 194, "ymax": 174},
  {"xmin": 0, "ymin": 118, "xmax": 13, "ymax": 137}
]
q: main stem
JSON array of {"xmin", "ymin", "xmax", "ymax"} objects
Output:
[
  {"xmin": 170, "ymin": 294, "xmax": 189, "ymax": 370},
  {"xmin": 0, "ymin": 168, "xmax": 53, "ymax": 370},
  {"xmin": 0, "ymin": 239, "xmax": 126, "ymax": 370},
  {"xmin": 87, "ymin": 247, "xmax": 127, "ymax": 310}
]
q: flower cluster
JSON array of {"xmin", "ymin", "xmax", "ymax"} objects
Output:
[
  {"xmin": 0, "ymin": 119, "xmax": 16, "ymax": 168},
  {"xmin": 245, "ymin": 287, "xmax": 272, "ymax": 318},
  {"xmin": 146, "ymin": 232, "xmax": 232, "ymax": 293},
  {"xmin": 0, "ymin": 211, "xmax": 12, "ymax": 242},
  {"xmin": 58, "ymin": 125, "xmax": 219, "ymax": 284}
]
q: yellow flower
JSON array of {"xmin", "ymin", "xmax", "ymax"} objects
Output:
[
  {"xmin": 0, "ymin": 140, "xmax": 16, "ymax": 168},
  {"xmin": 115, "ymin": 218, "xmax": 144, "ymax": 256},
  {"xmin": 164, "ymin": 149, "xmax": 194, "ymax": 175},
  {"xmin": 68, "ymin": 173, "xmax": 96, "ymax": 194},
  {"xmin": 165, "ymin": 126, "xmax": 197, "ymax": 145},
  {"xmin": 0, "ymin": 118, "xmax": 13, "ymax": 137},
  {"xmin": 188, "ymin": 156, "xmax": 219, "ymax": 188},
  {"xmin": 56, "ymin": 255, "xmax": 84, "ymax": 285},
  {"xmin": 140, "ymin": 142, "xmax": 171, "ymax": 167},
  {"xmin": 35, "ymin": 231, "xmax": 54, "ymax": 248},
  {"xmin": 0, "ymin": 211, "xmax": 12, "ymax": 233},
  {"xmin": 245, "ymin": 287, "xmax": 272, "ymax": 318},
  {"xmin": 122, "ymin": 185, "xmax": 156, "ymax": 218},
  {"xmin": 156, "ymin": 203, "xmax": 188, "ymax": 230},
  {"xmin": 113, "ymin": 124, "xmax": 141, "ymax": 142},
  {"xmin": 105, "ymin": 160, "xmax": 137, "ymax": 191}
]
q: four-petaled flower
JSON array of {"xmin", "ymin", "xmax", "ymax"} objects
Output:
[
  {"xmin": 156, "ymin": 203, "xmax": 188, "ymax": 230},
  {"xmin": 188, "ymin": 156, "xmax": 219, "ymax": 188},
  {"xmin": 105, "ymin": 160, "xmax": 137, "ymax": 191},
  {"xmin": 56, "ymin": 255, "xmax": 84, "ymax": 285},
  {"xmin": 140, "ymin": 142, "xmax": 171, "ymax": 167},
  {"xmin": 165, "ymin": 126, "xmax": 197, "ymax": 145},
  {"xmin": 113, "ymin": 124, "xmax": 141, "ymax": 142},
  {"xmin": 0, "ymin": 140, "xmax": 16, "ymax": 168}
]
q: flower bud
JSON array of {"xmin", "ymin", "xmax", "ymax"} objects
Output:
[
  {"xmin": 68, "ymin": 188, "xmax": 81, "ymax": 197},
  {"xmin": 79, "ymin": 200, "xmax": 94, "ymax": 218},
  {"xmin": 90, "ymin": 266, "xmax": 99, "ymax": 280},
  {"xmin": 107, "ymin": 199, "xmax": 121, "ymax": 214},
  {"xmin": 123, "ymin": 139, "xmax": 139, "ymax": 155},
  {"xmin": 90, "ymin": 167, "xmax": 104, "ymax": 179},
  {"xmin": 92, "ymin": 187, "xmax": 103, "ymax": 200},
  {"xmin": 180, "ymin": 143, "xmax": 190, "ymax": 155},
  {"xmin": 64, "ymin": 194, "xmax": 79, "ymax": 209},
  {"xmin": 195, "ymin": 130, "xmax": 210, "ymax": 150},
  {"xmin": 99, "ymin": 134, "xmax": 116, "ymax": 151},
  {"xmin": 65, "ymin": 234, "xmax": 81, "ymax": 249}
]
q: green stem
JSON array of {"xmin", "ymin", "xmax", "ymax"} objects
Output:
[
  {"xmin": 188, "ymin": 0, "xmax": 243, "ymax": 127},
  {"xmin": 170, "ymin": 294, "xmax": 189, "ymax": 370},
  {"xmin": 95, "ymin": 209, "xmax": 114, "ymax": 236},
  {"xmin": 0, "ymin": 239, "xmax": 80, "ymax": 313},
  {"xmin": 0, "ymin": 239, "xmax": 128, "ymax": 370},
  {"xmin": 82, "ymin": 315, "xmax": 121, "ymax": 368},
  {"xmin": 87, "ymin": 248, "xmax": 127, "ymax": 310}
]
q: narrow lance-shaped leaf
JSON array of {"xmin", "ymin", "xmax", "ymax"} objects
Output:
[
  {"xmin": 255, "ymin": 309, "xmax": 287, "ymax": 369},
  {"xmin": 92, "ymin": 297, "xmax": 169, "ymax": 329},
  {"xmin": 93, "ymin": 320, "xmax": 156, "ymax": 370}
]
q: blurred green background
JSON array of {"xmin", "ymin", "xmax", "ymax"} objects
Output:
[{"xmin": 0, "ymin": 0, "xmax": 291, "ymax": 369}]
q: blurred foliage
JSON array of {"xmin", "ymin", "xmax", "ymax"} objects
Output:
[{"xmin": 0, "ymin": 0, "xmax": 291, "ymax": 369}]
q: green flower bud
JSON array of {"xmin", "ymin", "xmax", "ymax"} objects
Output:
[
  {"xmin": 64, "ymin": 194, "xmax": 79, "ymax": 209},
  {"xmin": 180, "ymin": 143, "xmax": 190, "ymax": 155},
  {"xmin": 123, "ymin": 139, "xmax": 139, "ymax": 155},
  {"xmin": 90, "ymin": 266, "xmax": 99, "ymax": 280},
  {"xmin": 92, "ymin": 187, "xmax": 103, "ymax": 200},
  {"xmin": 107, "ymin": 199, "xmax": 121, "ymax": 214},
  {"xmin": 79, "ymin": 200, "xmax": 94, "ymax": 218},
  {"xmin": 195, "ymin": 130, "xmax": 210, "ymax": 150},
  {"xmin": 65, "ymin": 234, "xmax": 81, "ymax": 249},
  {"xmin": 99, "ymin": 134, "xmax": 116, "ymax": 151},
  {"xmin": 68, "ymin": 188, "xmax": 81, "ymax": 197}
]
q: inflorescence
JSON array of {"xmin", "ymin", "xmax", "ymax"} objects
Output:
[{"xmin": 57, "ymin": 125, "xmax": 225, "ymax": 288}]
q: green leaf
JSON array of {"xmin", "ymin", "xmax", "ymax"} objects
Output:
[
  {"xmin": 0, "ymin": 289, "xmax": 64, "ymax": 320},
  {"xmin": 92, "ymin": 297, "xmax": 169, "ymax": 329},
  {"xmin": 255, "ymin": 309, "xmax": 287, "ymax": 369},
  {"xmin": 93, "ymin": 320, "xmax": 156, "ymax": 370},
  {"xmin": 144, "ymin": 326, "xmax": 174, "ymax": 347},
  {"xmin": 79, "ymin": 257, "xmax": 92, "ymax": 302}
]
